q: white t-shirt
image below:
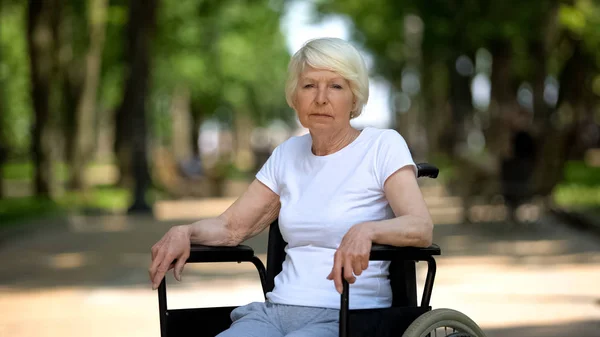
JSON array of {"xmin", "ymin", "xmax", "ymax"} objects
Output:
[{"xmin": 256, "ymin": 127, "xmax": 416, "ymax": 309}]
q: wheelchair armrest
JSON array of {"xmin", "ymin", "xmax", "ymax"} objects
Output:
[
  {"xmin": 369, "ymin": 243, "xmax": 441, "ymax": 261},
  {"xmin": 159, "ymin": 244, "xmax": 270, "ymax": 322},
  {"xmin": 187, "ymin": 244, "xmax": 255, "ymax": 263}
]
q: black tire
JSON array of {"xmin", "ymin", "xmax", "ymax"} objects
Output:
[{"xmin": 402, "ymin": 308, "xmax": 486, "ymax": 337}]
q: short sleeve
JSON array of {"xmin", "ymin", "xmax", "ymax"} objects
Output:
[
  {"xmin": 375, "ymin": 130, "xmax": 417, "ymax": 189},
  {"xmin": 256, "ymin": 143, "xmax": 283, "ymax": 195}
]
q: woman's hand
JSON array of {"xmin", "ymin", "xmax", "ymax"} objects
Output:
[
  {"xmin": 327, "ymin": 223, "xmax": 374, "ymax": 294},
  {"xmin": 149, "ymin": 225, "xmax": 192, "ymax": 290}
]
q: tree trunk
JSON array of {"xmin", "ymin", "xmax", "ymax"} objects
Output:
[
  {"xmin": 445, "ymin": 52, "xmax": 473, "ymax": 154},
  {"xmin": 530, "ymin": 39, "xmax": 550, "ymax": 127},
  {"xmin": 0, "ymin": 88, "xmax": 6, "ymax": 199},
  {"xmin": 114, "ymin": 100, "xmax": 133, "ymax": 187},
  {"xmin": 532, "ymin": 39, "xmax": 594, "ymax": 197},
  {"xmin": 115, "ymin": 0, "xmax": 158, "ymax": 213},
  {"xmin": 190, "ymin": 109, "xmax": 202, "ymax": 158},
  {"xmin": 27, "ymin": 0, "xmax": 60, "ymax": 198},
  {"xmin": 232, "ymin": 110, "xmax": 255, "ymax": 174},
  {"xmin": 0, "ymin": 36, "xmax": 6, "ymax": 199},
  {"xmin": 62, "ymin": 69, "xmax": 81, "ymax": 169},
  {"xmin": 486, "ymin": 38, "xmax": 516, "ymax": 160},
  {"xmin": 421, "ymin": 59, "xmax": 448, "ymax": 156},
  {"xmin": 170, "ymin": 85, "xmax": 192, "ymax": 162},
  {"xmin": 69, "ymin": 0, "xmax": 108, "ymax": 190}
]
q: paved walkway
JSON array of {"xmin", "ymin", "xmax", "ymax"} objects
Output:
[{"xmin": 0, "ymin": 196, "xmax": 599, "ymax": 337}]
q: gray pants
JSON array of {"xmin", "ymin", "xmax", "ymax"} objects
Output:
[{"xmin": 216, "ymin": 301, "xmax": 339, "ymax": 337}]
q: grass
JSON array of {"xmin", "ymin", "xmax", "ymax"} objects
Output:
[
  {"xmin": 553, "ymin": 185, "xmax": 600, "ymax": 209},
  {"xmin": 2, "ymin": 161, "xmax": 69, "ymax": 181},
  {"xmin": 1, "ymin": 160, "xmax": 132, "ymax": 227},
  {"xmin": 561, "ymin": 160, "xmax": 600, "ymax": 186},
  {"xmin": 431, "ymin": 156, "xmax": 600, "ymax": 209},
  {"xmin": 552, "ymin": 160, "xmax": 600, "ymax": 210},
  {"xmin": 0, "ymin": 196, "xmax": 63, "ymax": 226},
  {"xmin": 59, "ymin": 185, "xmax": 131, "ymax": 211},
  {"xmin": 2, "ymin": 158, "xmax": 599, "ymax": 227},
  {"xmin": 0, "ymin": 186, "xmax": 131, "ymax": 229}
]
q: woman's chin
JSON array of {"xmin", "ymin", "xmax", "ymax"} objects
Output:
[{"xmin": 305, "ymin": 120, "xmax": 334, "ymax": 129}]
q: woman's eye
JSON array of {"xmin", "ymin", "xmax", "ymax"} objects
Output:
[
  {"xmin": 303, "ymin": 84, "xmax": 314, "ymax": 88},
  {"xmin": 332, "ymin": 84, "xmax": 343, "ymax": 89}
]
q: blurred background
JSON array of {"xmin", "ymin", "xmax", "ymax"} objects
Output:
[{"xmin": 0, "ymin": 0, "xmax": 599, "ymax": 336}]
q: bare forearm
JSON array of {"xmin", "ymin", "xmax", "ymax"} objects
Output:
[
  {"xmin": 185, "ymin": 180, "xmax": 280, "ymax": 247},
  {"xmin": 365, "ymin": 215, "xmax": 433, "ymax": 248},
  {"xmin": 187, "ymin": 216, "xmax": 238, "ymax": 246},
  {"xmin": 187, "ymin": 201, "xmax": 279, "ymax": 247}
]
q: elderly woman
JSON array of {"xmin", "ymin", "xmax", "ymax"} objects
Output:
[{"xmin": 149, "ymin": 37, "xmax": 433, "ymax": 337}]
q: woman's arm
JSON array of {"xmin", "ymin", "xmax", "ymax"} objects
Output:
[
  {"xmin": 327, "ymin": 165, "xmax": 433, "ymax": 293},
  {"xmin": 188, "ymin": 179, "xmax": 281, "ymax": 246},
  {"xmin": 149, "ymin": 179, "xmax": 280, "ymax": 289},
  {"xmin": 367, "ymin": 165, "xmax": 433, "ymax": 247}
]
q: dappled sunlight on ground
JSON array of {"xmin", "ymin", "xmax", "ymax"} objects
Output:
[
  {"xmin": 0, "ymin": 205, "xmax": 599, "ymax": 336},
  {"xmin": 67, "ymin": 214, "xmax": 133, "ymax": 233},
  {"xmin": 417, "ymin": 257, "xmax": 600, "ymax": 329}
]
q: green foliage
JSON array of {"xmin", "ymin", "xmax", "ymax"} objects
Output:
[
  {"xmin": 553, "ymin": 160, "xmax": 600, "ymax": 208},
  {"xmin": 553, "ymin": 185, "xmax": 600, "ymax": 208},
  {"xmin": 0, "ymin": 185, "xmax": 130, "ymax": 227},
  {"xmin": 317, "ymin": 0, "xmax": 562, "ymax": 81},
  {"xmin": 152, "ymin": 0, "xmax": 292, "ymax": 135},
  {"xmin": 562, "ymin": 160, "xmax": 600, "ymax": 186},
  {"xmin": 2, "ymin": 162, "xmax": 33, "ymax": 180},
  {"xmin": 98, "ymin": 1, "xmax": 128, "ymax": 113},
  {"xmin": 0, "ymin": 1, "xmax": 33, "ymax": 156},
  {"xmin": 559, "ymin": 0, "xmax": 600, "ymax": 66},
  {"xmin": 428, "ymin": 152, "xmax": 457, "ymax": 184},
  {"xmin": 2, "ymin": 161, "xmax": 69, "ymax": 181},
  {"xmin": 1, "ymin": 0, "xmax": 293, "ymax": 160},
  {"xmin": 59, "ymin": 185, "xmax": 130, "ymax": 211},
  {"xmin": 0, "ymin": 197, "xmax": 62, "ymax": 227}
]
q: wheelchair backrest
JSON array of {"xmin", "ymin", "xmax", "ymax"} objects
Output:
[{"xmin": 265, "ymin": 220, "xmax": 418, "ymax": 307}]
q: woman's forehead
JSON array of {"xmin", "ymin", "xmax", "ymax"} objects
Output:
[{"xmin": 300, "ymin": 67, "xmax": 344, "ymax": 81}]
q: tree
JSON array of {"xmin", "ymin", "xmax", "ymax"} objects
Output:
[
  {"xmin": 114, "ymin": 0, "xmax": 158, "ymax": 212},
  {"xmin": 150, "ymin": 0, "xmax": 291, "ymax": 178},
  {"xmin": 68, "ymin": 0, "xmax": 109, "ymax": 190},
  {"xmin": 27, "ymin": 0, "xmax": 61, "ymax": 198},
  {"xmin": 317, "ymin": 0, "xmax": 600, "ymax": 205}
]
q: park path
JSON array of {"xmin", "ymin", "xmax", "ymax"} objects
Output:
[{"xmin": 0, "ymin": 188, "xmax": 599, "ymax": 337}]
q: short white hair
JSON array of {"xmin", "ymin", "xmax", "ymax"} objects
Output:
[{"xmin": 285, "ymin": 38, "xmax": 369, "ymax": 118}]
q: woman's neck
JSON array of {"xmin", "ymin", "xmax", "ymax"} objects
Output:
[{"xmin": 311, "ymin": 127, "xmax": 360, "ymax": 156}]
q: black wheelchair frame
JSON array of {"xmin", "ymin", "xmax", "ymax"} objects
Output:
[{"xmin": 158, "ymin": 163, "xmax": 444, "ymax": 337}]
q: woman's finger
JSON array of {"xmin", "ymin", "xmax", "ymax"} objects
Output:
[
  {"xmin": 173, "ymin": 251, "xmax": 189, "ymax": 281},
  {"xmin": 152, "ymin": 253, "xmax": 175, "ymax": 289},
  {"xmin": 329, "ymin": 251, "xmax": 343, "ymax": 293},
  {"xmin": 343, "ymin": 258, "xmax": 356, "ymax": 284},
  {"xmin": 148, "ymin": 247, "xmax": 167, "ymax": 284},
  {"xmin": 151, "ymin": 240, "xmax": 163, "ymax": 261},
  {"xmin": 352, "ymin": 257, "xmax": 363, "ymax": 277},
  {"xmin": 361, "ymin": 254, "xmax": 369, "ymax": 271}
]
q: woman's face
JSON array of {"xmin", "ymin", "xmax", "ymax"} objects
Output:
[{"xmin": 294, "ymin": 67, "xmax": 355, "ymax": 132}]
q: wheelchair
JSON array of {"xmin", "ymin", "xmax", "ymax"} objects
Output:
[{"xmin": 157, "ymin": 163, "xmax": 487, "ymax": 337}]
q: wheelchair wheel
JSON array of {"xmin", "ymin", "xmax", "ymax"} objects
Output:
[{"xmin": 402, "ymin": 308, "xmax": 486, "ymax": 337}]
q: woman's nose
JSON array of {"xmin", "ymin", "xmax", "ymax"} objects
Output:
[{"xmin": 316, "ymin": 88, "xmax": 328, "ymax": 105}]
